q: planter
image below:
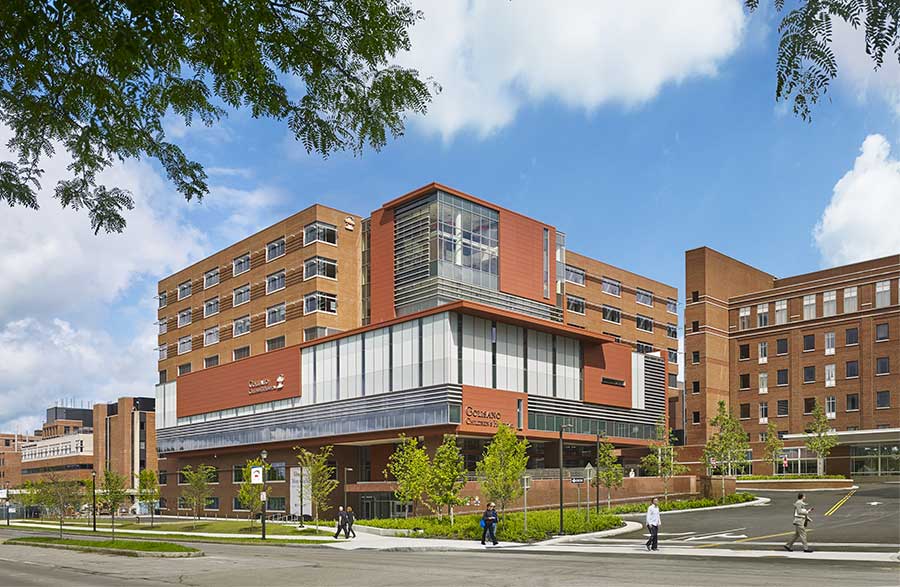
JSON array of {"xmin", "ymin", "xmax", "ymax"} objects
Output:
[{"xmin": 735, "ymin": 478, "xmax": 855, "ymax": 491}]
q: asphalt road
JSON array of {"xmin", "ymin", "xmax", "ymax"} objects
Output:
[
  {"xmin": 0, "ymin": 535, "xmax": 897, "ymax": 587},
  {"xmin": 578, "ymin": 482, "xmax": 900, "ymax": 550}
]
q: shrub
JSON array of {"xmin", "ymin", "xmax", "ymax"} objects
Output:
[
  {"xmin": 737, "ymin": 474, "xmax": 846, "ymax": 480},
  {"xmin": 604, "ymin": 492, "xmax": 756, "ymax": 515}
]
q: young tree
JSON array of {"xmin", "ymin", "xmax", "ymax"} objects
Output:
[
  {"xmin": 763, "ymin": 421, "xmax": 785, "ymax": 475},
  {"xmin": 475, "ymin": 423, "xmax": 529, "ymax": 514},
  {"xmin": 0, "ymin": 1, "xmax": 435, "ymax": 233},
  {"xmin": 136, "ymin": 469, "xmax": 160, "ymax": 528},
  {"xmin": 100, "ymin": 470, "xmax": 129, "ymax": 542},
  {"xmin": 595, "ymin": 437, "xmax": 624, "ymax": 510},
  {"xmin": 703, "ymin": 401, "xmax": 751, "ymax": 502},
  {"xmin": 20, "ymin": 481, "xmax": 44, "ymax": 521},
  {"xmin": 427, "ymin": 435, "xmax": 467, "ymax": 524},
  {"xmin": 296, "ymin": 446, "xmax": 338, "ymax": 530},
  {"xmin": 805, "ymin": 400, "xmax": 838, "ymax": 477},
  {"xmin": 179, "ymin": 464, "xmax": 217, "ymax": 529},
  {"xmin": 640, "ymin": 419, "xmax": 687, "ymax": 502},
  {"xmin": 236, "ymin": 458, "xmax": 270, "ymax": 530},
  {"xmin": 384, "ymin": 435, "xmax": 431, "ymax": 517},
  {"xmin": 42, "ymin": 472, "xmax": 85, "ymax": 539}
]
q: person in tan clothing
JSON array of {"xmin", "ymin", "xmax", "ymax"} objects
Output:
[{"xmin": 784, "ymin": 493, "xmax": 813, "ymax": 553}]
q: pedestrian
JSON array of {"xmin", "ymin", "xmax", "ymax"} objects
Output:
[
  {"xmin": 345, "ymin": 506, "xmax": 357, "ymax": 539},
  {"xmin": 629, "ymin": 469, "xmax": 636, "ymax": 478},
  {"xmin": 645, "ymin": 497, "xmax": 660, "ymax": 551},
  {"xmin": 784, "ymin": 493, "xmax": 814, "ymax": 553},
  {"xmin": 481, "ymin": 502, "xmax": 499, "ymax": 546},
  {"xmin": 334, "ymin": 505, "xmax": 347, "ymax": 539}
]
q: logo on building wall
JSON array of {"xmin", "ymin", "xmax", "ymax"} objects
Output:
[
  {"xmin": 248, "ymin": 374, "xmax": 285, "ymax": 395},
  {"xmin": 344, "ymin": 216, "xmax": 356, "ymax": 231},
  {"xmin": 464, "ymin": 406, "xmax": 502, "ymax": 428}
]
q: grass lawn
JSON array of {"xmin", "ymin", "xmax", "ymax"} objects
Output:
[
  {"xmin": 6, "ymin": 536, "xmax": 198, "ymax": 553},
  {"xmin": 17, "ymin": 518, "xmax": 332, "ymax": 537}
]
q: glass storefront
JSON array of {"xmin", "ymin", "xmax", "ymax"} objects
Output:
[{"xmin": 850, "ymin": 443, "xmax": 900, "ymax": 476}]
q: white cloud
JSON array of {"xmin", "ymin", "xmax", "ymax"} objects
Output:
[
  {"xmin": 831, "ymin": 19, "xmax": 900, "ymax": 116},
  {"xmin": 400, "ymin": 1, "xmax": 746, "ymax": 139},
  {"xmin": 814, "ymin": 134, "xmax": 900, "ymax": 266},
  {"xmin": 206, "ymin": 166, "xmax": 254, "ymax": 179}
]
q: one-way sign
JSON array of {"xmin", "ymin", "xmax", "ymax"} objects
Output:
[{"xmin": 571, "ymin": 477, "xmax": 585, "ymax": 484}]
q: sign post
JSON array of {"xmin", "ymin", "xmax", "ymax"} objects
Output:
[
  {"xmin": 522, "ymin": 475, "xmax": 531, "ymax": 534},
  {"xmin": 570, "ymin": 477, "xmax": 585, "ymax": 516},
  {"xmin": 584, "ymin": 463, "xmax": 596, "ymax": 518}
]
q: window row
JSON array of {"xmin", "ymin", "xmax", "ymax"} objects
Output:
[{"xmin": 746, "ymin": 391, "xmax": 891, "ymax": 422}]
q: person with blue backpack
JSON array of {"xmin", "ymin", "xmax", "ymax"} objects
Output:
[{"xmin": 480, "ymin": 502, "xmax": 499, "ymax": 546}]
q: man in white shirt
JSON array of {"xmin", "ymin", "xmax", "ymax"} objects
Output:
[{"xmin": 645, "ymin": 497, "xmax": 661, "ymax": 551}]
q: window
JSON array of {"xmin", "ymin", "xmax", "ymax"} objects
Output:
[
  {"xmin": 204, "ymin": 355, "xmax": 218, "ymax": 368},
  {"xmin": 158, "ymin": 471, "xmax": 168, "ymax": 485},
  {"xmin": 875, "ymin": 323, "xmax": 889, "ymax": 341},
  {"xmin": 692, "ymin": 380, "xmax": 700, "ymax": 394},
  {"xmin": 691, "ymin": 320, "xmax": 700, "ymax": 333},
  {"xmin": 692, "ymin": 411, "xmax": 700, "ymax": 425},
  {"xmin": 158, "ymin": 345, "xmax": 168, "ymax": 361},
  {"xmin": 825, "ymin": 395, "xmax": 836, "ymax": 418},
  {"xmin": 266, "ymin": 336, "xmax": 286, "ymax": 351},
  {"xmin": 266, "ymin": 237, "xmax": 285, "ymax": 261},
  {"xmin": 846, "ymin": 393, "xmax": 859, "ymax": 411},
  {"xmin": 739, "ymin": 403, "xmax": 750, "ymax": 419},
  {"xmin": 266, "ymin": 302, "xmax": 286, "ymax": 326},
  {"xmin": 739, "ymin": 344, "xmax": 750, "ymax": 360},
  {"xmin": 268, "ymin": 462, "xmax": 287, "ymax": 482},
  {"xmin": 233, "ymin": 253, "xmax": 250, "ymax": 276},
  {"xmin": 203, "ymin": 326, "xmax": 219, "ymax": 346},
  {"xmin": 636, "ymin": 314, "xmax": 653, "ymax": 332},
  {"xmin": 567, "ymin": 295, "xmax": 586, "ymax": 315},
  {"xmin": 542, "ymin": 228, "xmax": 550, "ymax": 299},
  {"xmin": 304, "ymin": 256, "xmax": 337, "ymax": 280},
  {"xmin": 158, "ymin": 319, "xmax": 167, "ymax": 335},
  {"xmin": 739, "ymin": 307, "xmax": 751, "ymax": 330},
  {"xmin": 565, "ymin": 265, "xmax": 585, "ymax": 286},
  {"xmin": 825, "ymin": 364, "xmax": 835, "ymax": 388},
  {"xmin": 233, "ymin": 315, "xmax": 251, "ymax": 337},
  {"xmin": 667, "ymin": 298, "xmax": 677, "ymax": 314},
  {"xmin": 803, "ymin": 397, "xmax": 816, "ymax": 415},
  {"xmin": 758, "ymin": 372, "xmax": 768, "ymax": 394},
  {"xmin": 601, "ymin": 277, "xmax": 621, "ymax": 297},
  {"xmin": 304, "ymin": 221, "xmax": 337, "ymax": 246},
  {"xmin": 602, "ymin": 305, "xmax": 621, "ymax": 324},
  {"xmin": 823, "ymin": 290, "xmax": 836, "ymax": 317},
  {"xmin": 233, "ymin": 465, "xmax": 245, "ymax": 483},
  {"xmin": 777, "ymin": 431, "xmax": 787, "ymax": 439},
  {"xmin": 692, "ymin": 350, "xmax": 700, "ymax": 364},
  {"xmin": 266, "ymin": 270, "xmax": 286, "ymax": 294},
  {"xmin": 758, "ymin": 341, "xmax": 768, "ymax": 364},
  {"xmin": 803, "ymin": 334, "xmax": 814, "ymax": 351},
  {"xmin": 692, "ymin": 291, "xmax": 699, "ymax": 302},
  {"xmin": 178, "ymin": 363, "xmax": 191, "ymax": 376},
  {"xmin": 824, "ymin": 331, "xmax": 834, "ymax": 355},
  {"xmin": 233, "ymin": 346, "xmax": 250, "ymax": 361},
  {"xmin": 304, "ymin": 326, "xmax": 340, "ymax": 342},
  {"xmin": 178, "ymin": 335, "xmax": 191, "ymax": 355},
  {"xmin": 803, "ymin": 366, "xmax": 815, "ymax": 383},
  {"xmin": 158, "ymin": 369, "xmax": 167, "ymax": 384},
  {"xmin": 846, "ymin": 360, "xmax": 858, "ymax": 378},
  {"xmin": 875, "ymin": 357, "xmax": 890, "ymax": 375},
  {"xmin": 759, "ymin": 402, "xmax": 768, "ymax": 419},
  {"xmin": 158, "ymin": 292, "xmax": 167, "ymax": 309},
  {"xmin": 304, "ymin": 291, "xmax": 337, "ymax": 314},
  {"xmin": 776, "ymin": 338, "xmax": 788, "ymax": 355},
  {"xmin": 178, "ymin": 280, "xmax": 192, "ymax": 300},
  {"xmin": 636, "ymin": 288, "xmax": 653, "ymax": 307},
  {"xmin": 757, "ymin": 303, "xmax": 769, "ymax": 327},
  {"xmin": 803, "ymin": 294, "xmax": 816, "ymax": 320},
  {"xmin": 204, "ymin": 268, "xmax": 219, "ymax": 289},
  {"xmin": 875, "ymin": 280, "xmax": 890, "ymax": 308},
  {"xmin": 777, "ymin": 399, "xmax": 789, "ymax": 417},
  {"xmin": 233, "ymin": 284, "xmax": 250, "ymax": 306},
  {"xmin": 739, "ymin": 373, "xmax": 750, "ymax": 389},
  {"xmin": 876, "ymin": 391, "xmax": 890, "ymax": 409},
  {"xmin": 775, "ymin": 300, "xmax": 787, "ymax": 325},
  {"xmin": 759, "ymin": 432, "xmax": 768, "ymax": 442},
  {"xmin": 843, "ymin": 287, "xmax": 857, "ymax": 313},
  {"xmin": 668, "ymin": 373, "xmax": 678, "ymax": 389},
  {"xmin": 177, "ymin": 308, "xmax": 192, "ymax": 328},
  {"xmin": 846, "ymin": 327, "xmax": 858, "ymax": 345},
  {"xmin": 204, "ymin": 297, "xmax": 219, "ymax": 318},
  {"xmin": 267, "ymin": 496, "xmax": 286, "ymax": 511},
  {"xmin": 668, "ymin": 348, "xmax": 678, "ymax": 364},
  {"xmin": 777, "ymin": 369, "xmax": 788, "ymax": 386},
  {"xmin": 635, "ymin": 341, "xmax": 654, "ymax": 354},
  {"xmin": 666, "ymin": 323, "xmax": 677, "ymax": 339},
  {"xmin": 204, "ymin": 496, "xmax": 220, "ymax": 511}
]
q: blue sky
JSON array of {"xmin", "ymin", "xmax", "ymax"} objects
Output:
[{"xmin": 1, "ymin": 1, "xmax": 898, "ymax": 433}]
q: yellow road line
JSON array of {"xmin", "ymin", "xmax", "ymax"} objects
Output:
[
  {"xmin": 824, "ymin": 489, "xmax": 856, "ymax": 517},
  {"xmin": 695, "ymin": 530, "xmax": 799, "ymax": 549}
]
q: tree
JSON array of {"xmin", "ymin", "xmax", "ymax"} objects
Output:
[
  {"xmin": 100, "ymin": 469, "xmax": 128, "ymax": 542},
  {"xmin": 805, "ymin": 400, "xmax": 838, "ymax": 476},
  {"xmin": 19, "ymin": 481, "xmax": 44, "ymax": 521},
  {"xmin": 236, "ymin": 458, "xmax": 270, "ymax": 529},
  {"xmin": 0, "ymin": 1, "xmax": 436, "ymax": 233},
  {"xmin": 296, "ymin": 446, "xmax": 338, "ymax": 530},
  {"xmin": 703, "ymin": 401, "xmax": 751, "ymax": 502},
  {"xmin": 384, "ymin": 435, "xmax": 430, "ymax": 517},
  {"xmin": 475, "ymin": 423, "xmax": 529, "ymax": 514},
  {"xmin": 426, "ymin": 435, "xmax": 467, "ymax": 525},
  {"xmin": 136, "ymin": 469, "xmax": 160, "ymax": 528},
  {"xmin": 179, "ymin": 464, "xmax": 216, "ymax": 529},
  {"xmin": 594, "ymin": 437, "xmax": 624, "ymax": 510},
  {"xmin": 41, "ymin": 472, "xmax": 85, "ymax": 539},
  {"xmin": 640, "ymin": 419, "xmax": 688, "ymax": 503},
  {"xmin": 745, "ymin": 1, "xmax": 900, "ymax": 121},
  {"xmin": 763, "ymin": 421, "xmax": 785, "ymax": 475}
]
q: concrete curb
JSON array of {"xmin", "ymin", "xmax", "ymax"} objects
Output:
[
  {"xmin": 739, "ymin": 486, "xmax": 859, "ymax": 493},
  {"xmin": 4, "ymin": 541, "xmax": 204, "ymax": 558},
  {"xmin": 620, "ymin": 496, "xmax": 770, "ymax": 518},
  {"xmin": 538, "ymin": 521, "xmax": 643, "ymax": 545}
]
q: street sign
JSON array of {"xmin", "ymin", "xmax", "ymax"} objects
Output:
[
  {"xmin": 584, "ymin": 463, "xmax": 595, "ymax": 481},
  {"xmin": 571, "ymin": 477, "xmax": 585, "ymax": 484},
  {"xmin": 250, "ymin": 466, "xmax": 264, "ymax": 484},
  {"xmin": 0, "ymin": 489, "xmax": 7, "ymax": 499},
  {"xmin": 522, "ymin": 475, "xmax": 532, "ymax": 490},
  {"xmin": 260, "ymin": 491, "xmax": 267, "ymax": 502}
]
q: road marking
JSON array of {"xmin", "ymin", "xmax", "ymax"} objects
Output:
[
  {"xmin": 669, "ymin": 528, "xmax": 746, "ymax": 542},
  {"xmin": 866, "ymin": 501, "xmax": 882, "ymax": 506},
  {"xmin": 824, "ymin": 489, "xmax": 856, "ymax": 516},
  {"xmin": 695, "ymin": 530, "xmax": 800, "ymax": 549},
  {"xmin": 684, "ymin": 533, "xmax": 747, "ymax": 542}
]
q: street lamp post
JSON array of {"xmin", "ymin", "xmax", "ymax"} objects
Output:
[
  {"xmin": 5, "ymin": 481, "xmax": 10, "ymax": 526},
  {"xmin": 260, "ymin": 450, "xmax": 268, "ymax": 540},
  {"xmin": 558, "ymin": 423, "xmax": 573, "ymax": 536},
  {"xmin": 595, "ymin": 431, "xmax": 602, "ymax": 514},
  {"xmin": 91, "ymin": 471, "xmax": 97, "ymax": 532},
  {"xmin": 343, "ymin": 467, "xmax": 354, "ymax": 514}
]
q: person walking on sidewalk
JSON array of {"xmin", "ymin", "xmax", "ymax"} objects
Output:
[
  {"xmin": 481, "ymin": 502, "xmax": 499, "ymax": 546},
  {"xmin": 334, "ymin": 506, "xmax": 348, "ymax": 539},
  {"xmin": 645, "ymin": 497, "xmax": 661, "ymax": 551},
  {"xmin": 784, "ymin": 493, "xmax": 814, "ymax": 553},
  {"xmin": 345, "ymin": 506, "xmax": 357, "ymax": 539}
]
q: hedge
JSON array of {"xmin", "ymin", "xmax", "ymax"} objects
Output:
[{"xmin": 737, "ymin": 474, "xmax": 846, "ymax": 480}]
